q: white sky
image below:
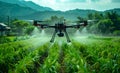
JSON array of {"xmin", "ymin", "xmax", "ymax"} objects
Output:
[{"xmin": 25, "ymin": 0, "xmax": 120, "ymax": 11}]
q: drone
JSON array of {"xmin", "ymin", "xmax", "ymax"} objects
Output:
[{"xmin": 33, "ymin": 20, "xmax": 88, "ymax": 42}]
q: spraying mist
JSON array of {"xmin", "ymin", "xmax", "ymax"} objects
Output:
[
  {"xmin": 41, "ymin": 29, "xmax": 46, "ymax": 37},
  {"xmin": 27, "ymin": 27, "xmax": 50, "ymax": 48},
  {"xmin": 75, "ymin": 30, "xmax": 81, "ymax": 36},
  {"xmin": 81, "ymin": 27, "xmax": 87, "ymax": 34},
  {"xmin": 31, "ymin": 27, "xmax": 40, "ymax": 37}
]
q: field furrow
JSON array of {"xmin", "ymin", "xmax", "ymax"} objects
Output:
[{"xmin": 0, "ymin": 37, "xmax": 120, "ymax": 73}]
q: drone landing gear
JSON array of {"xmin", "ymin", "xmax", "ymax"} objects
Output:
[
  {"xmin": 64, "ymin": 30, "xmax": 71, "ymax": 42},
  {"xmin": 50, "ymin": 31, "xmax": 56, "ymax": 43}
]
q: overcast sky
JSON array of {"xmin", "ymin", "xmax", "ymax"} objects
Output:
[{"xmin": 25, "ymin": 0, "xmax": 120, "ymax": 11}]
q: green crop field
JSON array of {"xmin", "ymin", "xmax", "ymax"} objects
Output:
[
  {"xmin": 0, "ymin": 36, "xmax": 120, "ymax": 73},
  {"xmin": 0, "ymin": 0, "xmax": 120, "ymax": 73}
]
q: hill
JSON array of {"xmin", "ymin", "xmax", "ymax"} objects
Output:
[
  {"xmin": 0, "ymin": 1, "xmax": 36, "ymax": 16},
  {"xmin": 105, "ymin": 8, "xmax": 120, "ymax": 14},
  {"xmin": 19, "ymin": 9, "xmax": 99, "ymax": 20},
  {"xmin": 0, "ymin": 0, "xmax": 53, "ymax": 11},
  {"xmin": 20, "ymin": 8, "xmax": 120, "ymax": 21},
  {"xmin": 0, "ymin": 0, "xmax": 120, "ymax": 21}
]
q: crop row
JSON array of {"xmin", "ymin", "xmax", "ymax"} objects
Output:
[
  {"xmin": 0, "ymin": 38, "xmax": 120, "ymax": 73},
  {"xmin": 0, "ymin": 41, "xmax": 33, "ymax": 73},
  {"xmin": 0, "ymin": 40, "xmax": 50, "ymax": 73}
]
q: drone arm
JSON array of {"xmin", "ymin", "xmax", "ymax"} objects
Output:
[
  {"xmin": 33, "ymin": 20, "xmax": 55, "ymax": 28},
  {"xmin": 48, "ymin": 26, "xmax": 56, "ymax": 28},
  {"xmin": 66, "ymin": 24, "xmax": 81, "ymax": 28},
  {"xmin": 34, "ymin": 24, "xmax": 55, "ymax": 29},
  {"xmin": 66, "ymin": 21, "xmax": 88, "ymax": 28},
  {"xmin": 66, "ymin": 25, "xmax": 75, "ymax": 28}
]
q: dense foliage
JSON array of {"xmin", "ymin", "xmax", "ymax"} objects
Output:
[
  {"xmin": 86, "ymin": 11, "xmax": 120, "ymax": 35},
  {"xmin": 0, "ymin": 37, "xmax": 120, "ymax": 73}
]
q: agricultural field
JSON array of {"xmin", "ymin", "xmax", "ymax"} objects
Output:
[
  {"xmin": 0, "ymin": 36, "xmax": 120, "ymax": 73},
  {"xmin": 0, "ymin": 0, "xmax": 120, "ymax": 73}
]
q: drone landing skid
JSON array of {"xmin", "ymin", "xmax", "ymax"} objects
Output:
[
  {"xmin": 50, "ymin": 31, "xmax": 56, "ymax": 43},
  {"xmin": 64, "ymin": 30, "xmax": 71, "ymax": 43}
]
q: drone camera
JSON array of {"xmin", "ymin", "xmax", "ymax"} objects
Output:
[
  {"xmin": 76, "ymin": 25, "xmax": 80, "ymax": 29},
  {"xmin": 57, "ymin": 32, "xmax": 64, "ymax": 37}
]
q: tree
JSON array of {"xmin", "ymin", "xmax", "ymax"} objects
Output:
[
  {"xmin": 106, "ymin": 11, "xmax": 118, "ymax": 21},
  {"xmin": 12, "ymin": 20, "xmax": 29, "ymax": 35},
  {"xmin": 25, "ymin": 26, "xmax": 34, "ymax": 35},
  {"xmin": 106, "ymin": 11, "xmax": 120, "ymax": 31},
  {"xmin": 77, "ymin": 16, "xmax": 84, "ymax": 21},
  {"xmin": 97, "ymin": 19, "xmax": 113, "ymax": 35},
  {"xmin": 88, "ymin": 13, "xmax": 94, "ymax": 19},
  {"xmin": 51, "ymin": 16, "xmax": 58, "ymax": 24},
  {"xmin": 93, "ymin": 12, "xmax": 103, "ymax": 20},
  {"xmin": 76, "ymin": 16, "xmax": 86, "ymax": 24}
]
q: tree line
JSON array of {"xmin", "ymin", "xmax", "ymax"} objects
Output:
[
  {"xmin": 86, "ymin": 11, "xmax": 120, "ymax": 36},
  {"xmin": 1, "ymin": 11, "xmax": 120, "ymax": 36}
]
